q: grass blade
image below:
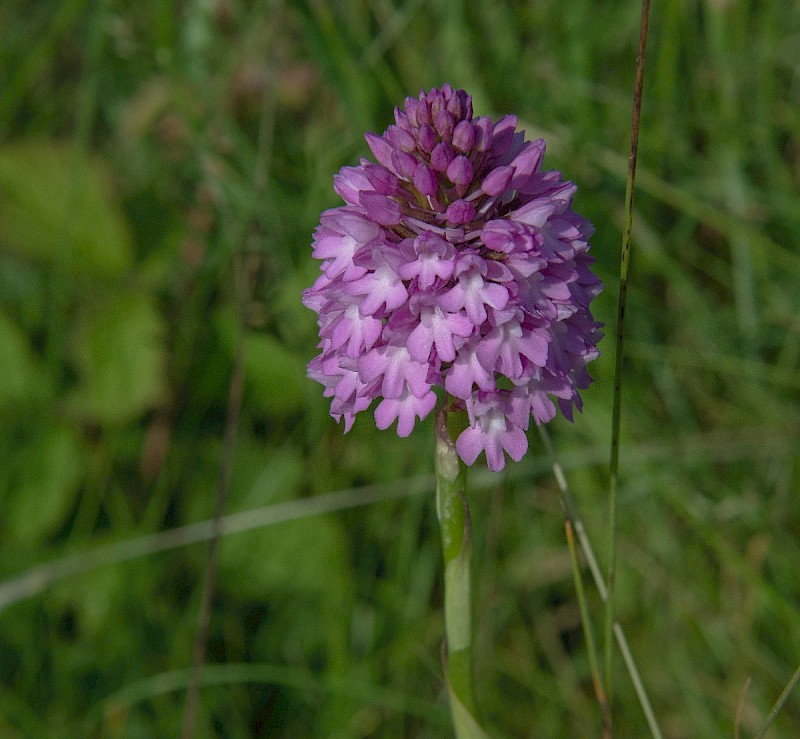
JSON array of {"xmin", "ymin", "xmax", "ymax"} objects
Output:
[
  {"xmin": 537, "ymin": 425, "xmax": 663, "ymax": 739},
  {"xmin": 753, "ymin": 663, "xmax": 800, "ymax": 739},
  {"xmin": 605, "ymin": 0, "xmax": 652, "ymax": 705}
]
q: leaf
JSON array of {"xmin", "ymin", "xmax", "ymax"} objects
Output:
[
  {"xmin": 447, "ymin": 679, "xmax": 493, "ymax": 739},
  {"xmin": 243, "ymin": 332, "xmax": 308, "ymax": 416},
  {"xmin": 5, "ymin": 423, "xmax": 84, "ymax": 543},
  {"xmin": 67, "ymin": 292, "xmax": 166, "ymax": 425},
  {"xmin": 0, "ymin": 310, "xmax": 44, "ymax": 406},
  {"xmin": 215, "ymin": 308, "xmax": 308, "ymax": 417},
  {"xmin": 218, "ymin": 448, "xmax": 350, "ymax": 610},
  {"xmin": 221, "ymin": 515, "xmax": 349, "ymax": 604},
  {"xmin": 0, "ymin": 140, "xmax": 133, "ymax": 277}
]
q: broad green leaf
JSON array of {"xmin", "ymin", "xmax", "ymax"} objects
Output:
[
  {"xmin": 0, "ymin": 310, "xmax": 44, "ymax": 406},
  {"xmin": 5, "ymin": 423, "xmax": 84, "ymax": 543},
  {"xmin": 218, "ymin": 449, "xmax": 350, "ymax": 610},
  {"xmin": 272, "ymin": 268, "xmax": 319, "ymax": 345},
  {"xmin": 244, "ymin": 332, "xmax": 308, "ymax": 416},
  {"xmin": 0, "ymin": 140, "xmax": 133, "ymax": 277},
  {"xmin": 67, "ymin": 292, "xmax": 166, "ymax": 425},
  {"xmin": 235, "ymin": 444, "xmax": 305, "ymax": 509},
  {"xmin": 215, "ymin": 308, "xmax": 307, "ymax": 417},
  {"xmin": 220, "ymin": 515, "xmax": 350, "ymax": 604}
]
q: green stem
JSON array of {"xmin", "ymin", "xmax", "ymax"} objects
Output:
[
  {"xmin": 564, "ymin": 519, "xmax": 611, "ymax": 737},
  {"xmin": 538, "ymin": 425, "xmax": 663, "ymax": 739},
  {"xmin": 435, "ymin": 402, "xmax": 485, "ymax": 737}
]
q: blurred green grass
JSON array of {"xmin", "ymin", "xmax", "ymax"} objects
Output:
[{"xmin": 0, "ymin": 0, "xmax": 799, "ymax": 736}]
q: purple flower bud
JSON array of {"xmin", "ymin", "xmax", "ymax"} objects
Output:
[
  {"xmin": 416, "ymin": 124, "xmax": 437, "ymax": 153},
  {"xmin": 446, "ymin": 91, "xmax": 463, "ymax": 119},
  {"xmin": 491, "ymin": 115, "xmax": 518, "ymax": 159},
  {"xmin": 365, "ymin": 132, "xmax": 394, "ymax": 170},
  {"xmin": 417, "ymin": 100, "xmax": 432, "ymax": 126},
  {"xmin": 509, "ymin": 197, "xmax": 557, "ymax": 228},
  {"xmin": 333, "ymin": 165, "xmax": 372, "ymax": 205},
  {"xmin": 430, "ymin": 94, "xmax": 445, "ymax": 121},
  {"xmin": 391, "ymin": 150, "xmax": 418, "ymax": 179},
  {"xmin": 430, "ymin": 142, "xmax": 455, "ymax": 172},
  {"xmin": 364, "ymin": 164, "xmax": 400, "ymax": 195},
  {"xmin": 394, "ymin": 107, "xmax": 411, "ymax": 130},
  {"xmin": 446, "ymin": 155, "xmax": 473, "ymax": 187},
  {"xmin": 445, "ymin": 199, "xmax": 475, "ymax": 225},
  {"xmin": 481, "ymin": 165, "xmax": 514, "ymax": 196},
  {"xmin": 452, "ymin": 120, "xmax": 476, "ymax": 152},
  {"xmin": 459, "ymin": 91, "xmax": 473, "ymax": 120},
  {"xmin": 473, "ymin": 118, "xmax": 493, "ymax": 153},
  {"xmin": 387, "ymin": 124, "xmax": 417, "ymax": 152},
  {"xmin": 413, "ymin": 163, "xmax": 438, "ymax": 197},
  {"xmin": 434, "ymin": 109, "xmax": 455, "ymax": 140},
  {"xmin": 404, "ymin": 98, "xmax": 419, "ymax": 127},
  {"xmin": 509, "ymin": 139, "xmax": 546, "ymax": 190},
  {"xmin": 359, "ymin": 191, "xmax": 402, "ymax": 225}
]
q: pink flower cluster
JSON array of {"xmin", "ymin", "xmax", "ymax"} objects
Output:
[{"xmin": 303, "ymin": 86, "xmax": 602, "ymax": 471}]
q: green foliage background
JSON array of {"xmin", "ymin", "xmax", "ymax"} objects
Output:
[{"xmin": 1, "ymin": 0, "xmax": 799, "ymax": 736}]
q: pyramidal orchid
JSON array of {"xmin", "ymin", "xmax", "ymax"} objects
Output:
[{"xmin": 303, "ymin": 85, "xmax": 602, "ymax": 471}]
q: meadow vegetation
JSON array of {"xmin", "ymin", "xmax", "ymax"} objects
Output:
[{"xmin": 0, "ymin": 0, "xmax": 799, "ymax": 736}]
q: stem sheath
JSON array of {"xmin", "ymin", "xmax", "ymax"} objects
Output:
[{"xmin": 435, "ymin": 403, "xmax": 485, "ymax": 737}]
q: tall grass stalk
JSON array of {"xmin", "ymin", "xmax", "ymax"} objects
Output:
[
  {"xmin": 734, "ymin": 677, "xmax": 752, "ymax": 739},
  {"xmin": 605, "ymin": 0, "xmax": 651, "ymax": 707},
  {"xmin": 564, "ymin": 517, "xmax": 610, "ymax": 736},
  {"xmin": 180, "ymin": 7, "xmax": 281, "ymax": 729},
  {"xmin": 95, "ymin": 663, "xmax": 449, "ymax": 734},
  {"xmin": 754, "ymin": 664, "xmax": 800, "ymax": 739},
  {"xmin": 179, "ymin": 249, "xmax": 247, "ymax": 739},
  {"xmin": 537, "ymin": 425, "xmax": 664, "ymax": 739},
  {"xmin": 0, "ymin": 478, "xmax": 439, "ymax": 613}
]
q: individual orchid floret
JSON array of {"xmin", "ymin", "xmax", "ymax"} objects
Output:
[
  {"xmin": 303, "ymin": 85, "xmax": 603, "ymax": 471},
  {"xmin": 397, "ymin": 232, "xmax": 456, "ymax": 290},
  {"xmin": 456, "ymin": 393, "xmax": 528, "ymax": 472}
]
